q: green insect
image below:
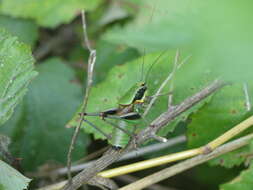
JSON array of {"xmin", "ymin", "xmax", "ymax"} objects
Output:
[{"xmin": 80, "ymin": 52, "xmax": 169, "ymax": 148}]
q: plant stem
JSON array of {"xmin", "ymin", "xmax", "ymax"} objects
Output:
[{"xmin": 66, "ymin": 10, "xmax": 96, "ymax": 185}]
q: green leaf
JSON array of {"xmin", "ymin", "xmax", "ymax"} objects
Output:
[
  {"xmin": 68, "ymin": 51, "xmax": 215, "ymax": 146},
  {"xmin": 193, "ymin": 164, "xmax": 241, "ymax": 189},
  {"xmin": 0, "ymin": 15, "xmax": 38, "ymax": 46},
  {"xmin": 0, "ymin": 160, "xmax": 31, "ymax": 190},
  {"xmin": 95, "ymin": 40, "xmax": 139, "ymax": 83},
  {"xmin": 104, "ymin": 0, "xmax": 253, "ymax": 82},
  {"xmin": 1, "ymin": 58, "xmax": 89, "ymax": 170},
  {"xmin": 221, "ymin": 162, "xmax": 253, "ymax": 190},
  {"xmin": 0, "ymin": 0, "xmax": 102, "ymax": 28},
  {"xmin": 103, "ymin": 0, "xmax": 191, "ymax": 51},
  {"xmin": 0, "ymin": 28, "xmax": 37, "ymax": 126},
  {"xmin": 187, "ymin": 84, "xmax": 253, "ymax": 168}
]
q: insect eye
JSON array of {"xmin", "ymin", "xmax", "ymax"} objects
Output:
[{"xmin": 140, "ymin": 82, "xmax": 145, "ymax": 86}]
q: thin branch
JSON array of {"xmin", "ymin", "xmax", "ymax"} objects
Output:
[
  {"xmin": 143, "ymin": 53, "xmax": 190, "ymax": 117},
  {"xmin": 119, "ymin": 133, "xmax": 253, "ymax": 190},
  {"xmin": 81, "ymin": 10, "xmax": 92, "ymax": 52},
  {"xmin": 243, "ymin": 83, "xmax": 251, "ymax": 111},
  {"xmin": 138, "ymin": 79, "xmax": 226, "ymax": 144},
  {"xmin": 203, "ymin": 115, "xmax": 253, "ymax": 152},
  {"xmin": 66, "ymin": 10, "xmax": 96, "ymax": 185},
  {"xmin": 168, "ymin": 49, "xmax": 179, "ymax": 108},
  {"xmin": 63, "ymin": 148, "xmax": 125, "ymax": 190}
]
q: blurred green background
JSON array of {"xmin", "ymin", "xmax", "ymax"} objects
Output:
[{"xmin": 0, "ymin": 0, "xmax": 253, "ymax": 189}]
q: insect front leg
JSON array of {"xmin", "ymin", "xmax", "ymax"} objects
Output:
[
  {"xmin": 82, "ymin": 119, "xmax": 112, "ymax": 140},
  {"xmin": 80, "ymin": 108, "xmax": 119, "ymax": 119},
  {"xmin": 79, "ymin": 108, "xmax": 120, "ymax": 140}
]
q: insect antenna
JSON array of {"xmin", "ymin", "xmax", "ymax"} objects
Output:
[
  {"xmin": 144, "ymin": 51, "xmax": 166, "ymax": 84},
  {"xmin": 139, "ymin": 48, "xmax": 146, "ymax": 82}
]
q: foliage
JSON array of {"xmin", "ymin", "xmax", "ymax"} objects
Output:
[
  {"xmin": 0, "ymin": 0, "xmax": 252, "ymax": 189},
  {"xmin": 0, "ymin": 16, "xmax": 38, "ymax": 46},
  {"xmin": 2, "ymin": 58, "xmax": 89, "ymax": 170},
  {"xmin": 0, "ymin": 160, "xmax": 31, "ymax": 190},
  {"xmin": 104, "ymin": 0, "xmax": 253, "ymax": 82},
  {"xmin": 221, "ymin": 162, "xmax": 253, "ymax": 190},
  {"xmin": 188, "ymin": 84, "xmax": 253, "ymax": 167},
  {"xmin": 0, "ymin": 28, "xmax": 35, "ymax": 190},
  {"xmin": 0, "ymin": 28, "xmax": 37, "ymax": 126},
  {"xmin": 0, "ymin": 0, "xmax": 102, "ymax": 28}
]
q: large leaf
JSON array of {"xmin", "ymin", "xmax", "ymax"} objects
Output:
[
  {"xmin": 0, "ymin": 15, "xmax": 38, "ymax": 46},
  {"xmin": 1, "ymin": 58, "xmax": 89, "ymax": 170},
  {"xmin": 0, "ymin": 0, "xmax": 102, "ymax": 28},
  {"xmin": 0, "ymin": 28, "xmax": 37, "ymax": 126},
  {"xmin": 68, "ymin": 41, "xmax": 139, "ymax": 84},
  {"xmin": 187, "ymin": 84, "xmax": 253, "ymax": 168},
  {"xmin": 0, "ymin": 160, "xmax": 31, "ymax": 190},
  {"xmin": 67, "ymin": 51, "xmax": 216, "ymax": 146},
  {"xmin": 95, "ymin": 40, "xmax": 139, "ymax": 83},
  {"xmin": 220, "ymin": 162, "xmax": 253, "ymax": 190},
  {"xmin": 104, "ymin": 0, "xmax": 253, "ymax": 82}
]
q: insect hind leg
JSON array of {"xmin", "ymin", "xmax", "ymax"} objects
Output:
[
  {"xmin": 82, "ymin": 119, "xmax": 111, "ymax": 140},
  {"xmin": 80, "ymin": 108, "xmax": 119, "ymax": 118},
  {"xmin": 103, "ymin": 118, "xmax": 132, "ymax": 136}
]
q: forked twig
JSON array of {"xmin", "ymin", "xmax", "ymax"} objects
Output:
[{"xmin": 66, "ymin": 10, "xmax": 96, "ymax": 185}]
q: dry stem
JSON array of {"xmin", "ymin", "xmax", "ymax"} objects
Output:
[{"xmin": 66, "ymin": 10, "xmax": 96, "ymax": 185}]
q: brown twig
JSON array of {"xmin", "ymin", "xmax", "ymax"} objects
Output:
[
  {"xmin": 63, "ymin": 148, "xmax": 125, "ymax": 190},
  {"xmin": 66, "ymin": 10, "xmax": 96, "ymax": 185},
  {"xmin": 136, "ymin": 79, "xmax": 225, "ymax": 145},
  {"xmin": 62, "ymin": 79, "xmax": 226, "ymax": 190}
]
